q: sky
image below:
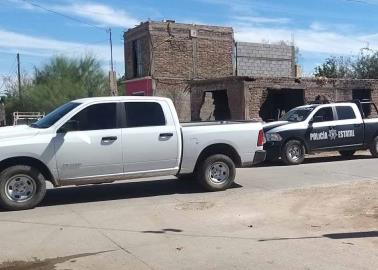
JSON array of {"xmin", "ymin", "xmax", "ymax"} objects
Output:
[{"xmin": 1, "ymin": 0, "xmax": 378, "ymax": 93}]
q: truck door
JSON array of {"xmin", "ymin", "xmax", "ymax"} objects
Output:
[
  {"xmin": 54, "ymin": 102, "xmax": 123, "ymax": 180},
  {"xmin": 121, "ymin": 101, "xmax": 180, "ymax": 176},
  {"xmin": 307, "ymin": 106, "xmax": 336, "ymax": 151},
  {"xmin": 333, "ymin": 105, "xmax": 364, "ymax": 147}
]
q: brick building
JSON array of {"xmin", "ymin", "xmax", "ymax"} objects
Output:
[
  {"xmin": 190, "ymin": 76, "xmax": 378, "ymax": 122},
  {"xmin": 123, "ymin": 21, "xmax": 377, "ymax": 123},
  {"xmin": 123, "ymin": 21, "xmax": 234, "ymax": 120}
]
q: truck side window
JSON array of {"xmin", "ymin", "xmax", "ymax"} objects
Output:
[
  {"xmin": 125, "ymin": 102, "xmax": 166, "ymax": 128},
  {"xmin": 71, "ymin": 103, "xmax": 117, "ymax": 131},
  {"xmin": 313, "ymin": 107, "xmax": 334, "ymax": 122},
  {"xmin": 336, "ymin": 106, "xmax": 356, "ymax": 120}
]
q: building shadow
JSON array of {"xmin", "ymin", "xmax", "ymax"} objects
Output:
[
  {"xmin": 258, "ymin": 230, "xmax": 378, "ymax": 242},
  {"xmin": 39, "ymin": 179, "xmax": 242, "ymax": 207}
]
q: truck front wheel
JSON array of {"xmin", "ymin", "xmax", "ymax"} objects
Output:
[
  {"xmin": 0, "ymin": 165, "xmax": 46, "ymax": 211},
  {"xmin": 197, "ymin": 154, "xmax": 235, "ymax": 191},
  {"xmin": 370, "ymin": 136, "xmax": 378, "ymax": 158},
  {"xmin": 281, "ymin": 140, "xmax": 305, "ymax": 165}
]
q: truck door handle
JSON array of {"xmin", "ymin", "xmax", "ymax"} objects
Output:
[
  {"xmin": 354, "ymin": 124, "xmax": 362, "ymax": 127},
  {"xmin": 101, "ymin": 136, "xmax": 118, "ymax": 143},
  {"xmin": 159, "ymin": 133, "xmax": 173, "ymax": 141}
]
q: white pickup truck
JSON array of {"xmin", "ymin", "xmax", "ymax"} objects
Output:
[{"xmin": 0, "ymin": 97, "xmax": 265, "ymax": 210}]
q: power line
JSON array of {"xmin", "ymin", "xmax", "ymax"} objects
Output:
[
  {"xmin": 20, "ymin": 0, "xmax": 106, "ymax": 31},
  {"xmin": 21, "ymin": 1, "xmax": 117, "ymax": 77}
]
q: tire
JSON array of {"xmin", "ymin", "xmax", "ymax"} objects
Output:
[
  {"xmin": 197, "ymin": 154, "xmax": 236, "ymax": 192},
  {"xmin": 0, "ymin": 165, "xmax": 46, "ymax": 211},
  {"xmin": 339, "ymin": 150, "xmax": 356, "ymax": 157},
  {"xmin": 281, "ymin": 140, "xmax": 305, "ymax": 165},
  {"xmin": 370, "ymin": 136, "xmax": 378, "ymax": 158},
  {"xmin": 177, "ymin": 174, "xmax": 195, "ymax": 181}
]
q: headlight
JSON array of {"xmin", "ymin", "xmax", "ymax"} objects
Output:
[{"xmin": 265, "ymin": 133, "xmax": 283, "ymax": 142}]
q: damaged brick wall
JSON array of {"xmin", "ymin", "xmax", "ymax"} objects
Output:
[
  {"xmin": 247, "ymin": 77, "xmax": 378, "ymax": 120},
  {"xmin": 148, "ymin": 22, "xmax": 234, "ymax": 79},
  {"xmin": 124, "ymin": 23, "xmax": 151, "ymax": 80},
  {"xmin": 124, "ymin": 21, "xmax": 234, "ymax": 121},
  {"xmin": 190, "ymin": 78, "xmax": 245, "ymax": 121},
  {"xmin": 124, "ymin": 22, "xmax": 234, "ymax": 121},
  {"xmin": 190, "ymin": 76, "xmax": 378, "ymax": 121}
]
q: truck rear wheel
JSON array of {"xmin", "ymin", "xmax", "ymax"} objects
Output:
[
  {"xmin": 0, "ymin": 165, "xmax": 46, "ymax": 211},
  {"xmin": 370, "ymin": 136, "xmax": 378, "ymax": 158},
  {"xmin": 281, "ymin": 140, "xmax": 305, "ymax": 165},
  {"xmin": 197, "ymin": 154, "xmax": 235, "ymax": 191},
  {"xmin": 339, "ymin": 150, "xmax": 356, "ymax": 157}
]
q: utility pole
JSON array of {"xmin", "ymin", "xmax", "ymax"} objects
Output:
[
  {"xmin": 109, "ymin": 28, "xmax": 114, "ymax": 72},
  {"xmin": 17, "ymin": 53, "xmax": 22, "ymax": 99},
  {"xmin": 108, "ymin": 28, "xmax": 118, "ymax": 96}
]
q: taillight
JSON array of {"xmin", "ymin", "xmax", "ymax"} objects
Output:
[{"xmin": 257, "ymin": 129, "xmax": 265, "ymax": 146}]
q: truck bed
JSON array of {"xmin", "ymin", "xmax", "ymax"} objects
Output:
[{"xmin": 179, "ymin": 120, "xmax": 264, "ymax": 174}]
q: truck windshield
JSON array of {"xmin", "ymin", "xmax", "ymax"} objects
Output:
[
  {"xmin": 30, "ymin": 102, "xmax": 80, "ymax": 129},
  {"xmin": 280, "ymin": 107, "xmax": 316, "ymax": 122}
]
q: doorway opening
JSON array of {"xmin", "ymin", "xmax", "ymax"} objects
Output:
[
  {"xmin": 199, "ymin": 90, "xmax": 231, "ymax": 121},
  {"xmin": 353, "ymin": 89, "xmax": 371, "ymax": 101},
  {"xmin": 259, "ymin": 89, "xmax": 305, "ymax": 122},
  {"xmin": 353, "ymin": 89, "xmax": 372, "ymax": 117}
]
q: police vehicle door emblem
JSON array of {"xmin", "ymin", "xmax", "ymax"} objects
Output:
[{"xmin": 328, "ymin": 128, "xmax": 337, "ymax": 140}]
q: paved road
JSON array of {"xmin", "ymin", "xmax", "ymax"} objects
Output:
[{"xmin": 0, "ymin": 152, "xmax": 377, "ymax": 270}]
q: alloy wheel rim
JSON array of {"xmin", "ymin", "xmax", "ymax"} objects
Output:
[
  {"xmin": 208, "ymin": 162, "xmax": 230, "ymax": 184},
  {"xmin": 5, "ymin": 175, "xmax": 36, "ymax": 203},
  {"xmin": 288, "ymin": 145, "xmax": 302, "ymax": 161}
]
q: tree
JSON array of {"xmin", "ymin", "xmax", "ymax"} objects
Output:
[
  {"xmin": 117, "ymin": 74, "xmax": 126, "ymax": 95},
  {"xmin": 314, "ymin": 56, "xmax": 352, "ymax": 78},
  {"xmin": 353, "ymin": 49, "xmax": 378, "ymax": 79},
  {"xmin": 314, "ymin": 49, "xmax": 378, "ymax": 79},
  {"xmin": 3, "ymin": 55, "xmax": 108, "ymax": 123}
]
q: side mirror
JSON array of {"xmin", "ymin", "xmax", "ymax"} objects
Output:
[
  {"xmin": 308, "ymin": 119, "xmax": 314, "ymax": 127},
  {"xmin": 58, "ymin": 120, "xmax": 79, "ymax": 133}
]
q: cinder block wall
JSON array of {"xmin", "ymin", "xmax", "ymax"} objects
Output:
[{"xmin": 236, "ymin": 42, "xmax": 295, "ymax": 77}]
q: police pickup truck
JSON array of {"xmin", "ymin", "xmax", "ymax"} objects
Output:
[{"xmin": 264, "ymin": 101, "xmax": 378, "ymax": 165}]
